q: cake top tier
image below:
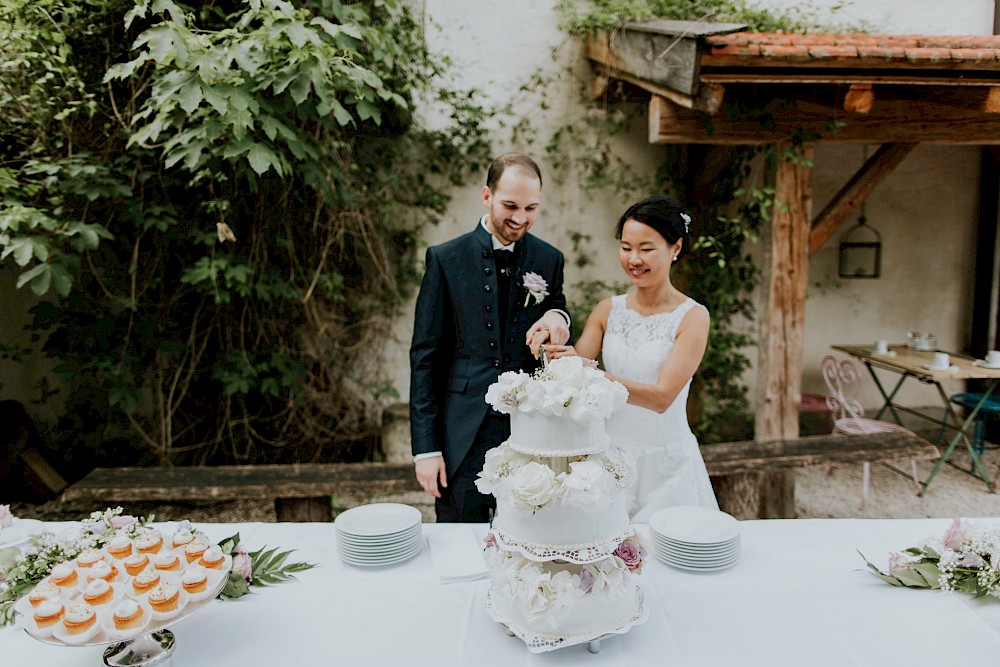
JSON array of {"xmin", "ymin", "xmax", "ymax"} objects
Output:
[{"xmin": 485, "ymin": 357, "xmax": 628, "ymax": 423}]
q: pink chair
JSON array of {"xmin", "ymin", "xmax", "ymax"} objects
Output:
[{"xmin": 821, "ymin": 355, "xmax": 920, "ymax": 508}]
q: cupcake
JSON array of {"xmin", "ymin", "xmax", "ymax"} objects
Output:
[
  {"xmin": 135, "ymin": 531, "xmax": 164, "ymax": 554},
  {"xmin": 148, "ymin": 582, "xmax": 180, "ymax": 614},
  {"xmin": 123, "ymin": 553, "xmax": 150, "ymax": 577},
  {"xmin": 49, "ymin": 562, "xmax": 78, "ymax": 589},
  {"xmin": 171, "ymin": 529, "xmax": 195, "ymax": 549},
  {"xmin": 112, "ymin": 599, "xmax": 145, "ymax": 631},
  {"xmin": 75, "ymin": 549, "xmax": 105, "ymax": 568},
  {"xmin": 61, "ymin": 604, "xmax": 97, "ymax": 635},
  {"xmin": 199, "ymin": 547, "xmax": 226, "ymax": 570},
  {"xmin": 28, "ymin": 581, "xmax": 63, "ymax": 607},
  {"xmin": 87, "ymin": 560, "xmax": 118, "ymax": 583},
  {"xmin": 107, "ymin": 535, "xmax": 133, "ymax": 560},
  {"xmin": 131, "ymin": 569, "xmax": 161, "ymax": 596},
  {"xmin": 82, "ymin": 579, "xmax": 115, "ymax": 606},
  {"xmin": 180, "ymin": 566, "xmax": 208, "ymax": 594},
  {"xmin": 33, "ymin": 600, "xmax": 65, "ymax": 629},
  {"xmin": 153, "ymin": 552, "xmax": 182, "ymax": 572},
  {"xmin": 183, "ymin": 540, "xmax": 209, "ymax": 564}
]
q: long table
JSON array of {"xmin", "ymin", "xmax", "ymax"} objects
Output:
[{"xmin": 5, "ymin": 519, "xmax": 1000, "ymax": 666}]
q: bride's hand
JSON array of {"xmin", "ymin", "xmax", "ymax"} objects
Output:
[{"xmin": 542, "ymin": 344, "xmax": 578, "ymax": 360}]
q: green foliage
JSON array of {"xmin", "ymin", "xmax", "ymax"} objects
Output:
[
  {"xmin": 557, "ymin": 0, "xmax": 867, "ymax": 35},
  {"xmin": 0, "ymin": 0, "xmax": 492, "ymax": 464}
]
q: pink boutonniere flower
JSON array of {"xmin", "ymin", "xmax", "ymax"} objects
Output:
[{"xmin": 521, "ymin": 272, "xmax": 549, "ymax": 307}]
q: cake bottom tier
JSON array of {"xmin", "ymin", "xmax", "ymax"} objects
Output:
[{"xmin": 485, "ymin": 583, "xmax": 648, "ymax": 653}]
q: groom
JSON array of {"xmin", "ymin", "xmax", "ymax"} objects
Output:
[{"xmin": 409, "ymin": 152, "xmax": 571, "ymax": 522}]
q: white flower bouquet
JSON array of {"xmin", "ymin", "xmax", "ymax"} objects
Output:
[
  {"xmin": 485, "ymin": 356, "xmax": 627, "ymax": 423},
  {"xmin": 862, "ymin": 518, "xmax": 1000, "ymax": 597}
]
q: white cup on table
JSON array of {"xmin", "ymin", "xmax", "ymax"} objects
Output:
[
  {"xmin": 873, "ymin": 339, "xmax": 889, "ymax": 355},
  {"xmin": 986, "ymin": 350, "xmax": 1000, "ymax": 367},
  {"xmin": 933, "ymin": 352, "xmax": 950, "ymax": 369}
]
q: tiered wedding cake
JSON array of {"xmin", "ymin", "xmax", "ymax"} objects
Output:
[{"xmin": 477, "ymin": 356, "xmax": 649, "ymax": 652}]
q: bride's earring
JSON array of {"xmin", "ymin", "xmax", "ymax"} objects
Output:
[{"xmin": 672, "ymin": 255, "xmax": 678, "ymax": 262}]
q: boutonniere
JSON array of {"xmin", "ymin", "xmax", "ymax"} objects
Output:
[{"xmin": 521, "ymin": 272, "xmax": 549, "ymax": 307}]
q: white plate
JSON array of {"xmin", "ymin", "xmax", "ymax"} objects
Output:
[
  {"xmin": 336, "ymin": 525, "xmax": 422, "ymax": 546},
  {"xmin": 334, "ymin": 504, "xmax": 422, "ymax": 537},
  {"xmin": 657, "ymin": 552, "xmax": 739, "ymax": 572},
  {"xmin": 0, "ymin": 519, "xmax": 46, "ymax": 548},
  {"xmin": 649, "ymin": 506, "xmax": 740, "ymax": 545},
  {"xmin": 337, "ymin": 535, "xmax": 423, "ymax": 556},
  {"xmin": 655, "ymin": 534, "xmax": 740, "ymax": 550},
  {"xmin": 921, "ymin": 364, "xmax": 958, "ymax": 372},
  {"xmin": 337, "ymin": 538, "xmax": 424, "ymax": 558},
  {"xmin": 339, "ymin": 542, "xmax": 423, "ymax": 567},
  {"xmin": 657, "ymin": 549, "xmax": 741, "ymax": 566},
  {"xmin": 975, "ymin": 360, "xmax": 1000, "ymax": 369},
  {"xmin": 656, "ymin": 541, "xmax": 740, "ymax": 559}
]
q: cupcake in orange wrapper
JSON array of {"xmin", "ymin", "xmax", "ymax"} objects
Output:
[
  {"xmin": 32, "ymin": 600, "xmax": 65, "ymax": 629},
  {"xmin": 123, "ymin": 553, "xmax": 150, "ymax": 576},
  {"xmin": 199, "ymin": 546, "xmax": 226, "ymax": 570},
  {"xmin": 153, "ymin": 552, "xmax": 182, "ymax": 572},
  {"xmin": 107, "ymin": 535, "xmax": 133, "ymax": 560},
  {"xmin": 131, "ymin": 569, "xmax": 161, "ymax": 596},
  {"xmin": 75, "ymin": 549, "xmax": 105, "ymax": 568},
  {"xmin": 28, "ymin": 581, "xmax": 63, "ymax": 607},
  {"xmin": 61, "ymin": 604, "xmax": 97, "ymax": 635},
  {"xmin": 148, "ymin": 582, "xmax": 181, "ymax": 616},
  {"xmin": 112, "ymin": 598, "xmax": 145, "ymax": 631},
  {"xmin": 183, "ymin": 540, "xmax": 209, "ymax": 564},
  {"xmin": 86, "ymin": 560, "xmax": 118, "ymax": 583},
  {"xmin": 134, "ymin": 531, "xmax": 164, "ymax": 554},
  {"xmin": 82, "ymin": 579, "xmax": 115, "ymax": 606},
  {"xmin": 181, "ymin": 567, "xmax": 207, "ymax": 593},
  {"xmin": 171, "ymin": 529, "xmax": 195, "ymax": 549},
  {"xmin": 48, "ymin": 562, "xmax": 78, "ymax": 589}
]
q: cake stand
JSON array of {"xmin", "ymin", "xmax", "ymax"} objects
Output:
[{"xmin": 16, "ymin": 557, "xmax": 231, "ymax": 667}]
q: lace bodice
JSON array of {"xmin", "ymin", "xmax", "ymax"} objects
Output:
[{"xmin": 602, "ymin": 294, "xmax": 702, "ymax": 385}]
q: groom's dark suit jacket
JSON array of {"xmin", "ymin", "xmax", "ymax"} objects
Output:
[{"xmin": 410, "ymin": 222, "xmax": 568, "ymax": 477}]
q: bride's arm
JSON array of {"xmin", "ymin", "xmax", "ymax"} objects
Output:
[
  {"xmin": 543, "ymin": 298, "xmax": 611, "ymax": 361},
  {"xmin": 607, "ymin": 306, "xmax": 709, "ymax": 413}
]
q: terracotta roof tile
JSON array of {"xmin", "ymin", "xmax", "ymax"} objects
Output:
[
  {"xmin": 904, "ymin": 47, "xmax": 953, "ymax": 61},
  {"xmin": 760, "ymin": 44, "xmax": 810, "ymax": 58},
  {"xmin": 855, "ymin": 46, "xmax": 907, "ymax": 58},
  {"xmin": 949, "ymin": 48, "xmax": 995, "ymax": 61},
  {"xmin": 808, "ymin": 45, "xmax": 859, "ymax": 58}
]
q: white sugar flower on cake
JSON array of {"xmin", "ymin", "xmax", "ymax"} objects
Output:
[
  {"xmin": 476, "ymin": 445, "xmax": 633, "ymax": 513},
  {"xmin": 485, "ymin": 357, "xmax": 627, "ymax": 422}
]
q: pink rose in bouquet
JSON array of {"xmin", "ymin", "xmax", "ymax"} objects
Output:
[
  {"xmin": 614, "ymin": 539, "xmax": 646, "ymax": 573},
  {"xmin": 111, "ymin": 515, "xmax": 138, "ymax": 530},
  {"xmin": 888, "ymin": 552, "xmax": 909, "ymax": 576},
  {"xmin": 233, "ymin": 549, "xmax": 253, "ymax": 583},
  {"xmin": 943, "ymin": 517, "xmax": 966, "ymax": 551}
]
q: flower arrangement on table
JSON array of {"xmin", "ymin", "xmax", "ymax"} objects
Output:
[
  {"xmin": 862, "ymin": 517, "xmax": 1000, "ymax": 597},
  {"xmin": 0, "ymin": 506, "xmax": 315, "ymax": 626},
  {"xmin": 485, "ymin": 356, "xmax": 627, "ymax": 423}
]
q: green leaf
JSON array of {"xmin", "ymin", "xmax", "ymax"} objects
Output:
[
  {"xmin": 17, "ymin": 263, "xmax": 50, "ymax": 295},
  {"xmin": 178, "ymin": 80, "xmax": 204, "ymax": 114},
  {"xmin": 246, "ymin": 144, "xmax": 280, "ymax": 176},
  {"xmin": 220, "ymin": 571, "xmax": 250, "ymax": 598},
  {"xmin": 910, "ymin": 562, "xmax": 942, "ymax": 588}
]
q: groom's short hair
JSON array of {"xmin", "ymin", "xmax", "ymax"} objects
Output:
[{"xmin": 486, "ymin": 153, "xmax": 543, "ymax": 192}]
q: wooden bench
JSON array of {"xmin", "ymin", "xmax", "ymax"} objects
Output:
[{"xmin": 62, "ymin": 431, "xmax": 938, "ymax": 521}]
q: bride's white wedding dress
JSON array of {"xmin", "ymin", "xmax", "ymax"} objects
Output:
[{"xmin": 602, "ymin": 294, "xmax": 718, "ymax": 520}]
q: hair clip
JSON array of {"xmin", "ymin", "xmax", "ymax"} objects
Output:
[{"xmin": 680, "ymin": 212, "xmax": 691, "ymax": 234}]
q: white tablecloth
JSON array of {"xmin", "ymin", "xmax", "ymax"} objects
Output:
[{"xmin": 4, "ymin": 518, "xmax": 1000, "ymax": 666}]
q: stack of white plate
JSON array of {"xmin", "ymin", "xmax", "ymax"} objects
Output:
[
  {"xmin": 335, "ymin": 503, "xmax": 423, "ymax": 567},
  {"xmin": 648, "ymin": 506, "xmax": 741, "ymax": 572}
]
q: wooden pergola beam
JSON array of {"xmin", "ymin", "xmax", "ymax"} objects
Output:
[
  {"xmin": 649, "ymin": 93, "xmax": 1000, "ymax": 144},
  {"xmin": 808, "ymin": 142, "xmax": 918, "ymax": 256}
]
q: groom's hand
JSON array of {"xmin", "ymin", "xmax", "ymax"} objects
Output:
[
  {"xmin": 526, "ymin": 311, "xmax": 570, "ymax": 358},
  {"xmin": 415, "ymin": 456, "xmax": 447, "ymax": 498}
]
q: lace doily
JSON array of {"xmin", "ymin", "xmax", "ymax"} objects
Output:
[
  {"xmin": 492, "ymin": 523, "xmax": 634, "ymax": 564},
  {"xmin": 486, "ymin": 584, "xmax": 649, "ymax": 653}
]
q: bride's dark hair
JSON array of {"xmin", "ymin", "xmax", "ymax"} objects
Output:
[{"xmin": 615, "ymin": 195, "xmax": 692, "ymax": 258}]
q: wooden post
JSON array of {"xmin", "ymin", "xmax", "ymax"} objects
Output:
[{"xmin": 756, "ymin": 143, "xmax": 813, "ymax": 518}]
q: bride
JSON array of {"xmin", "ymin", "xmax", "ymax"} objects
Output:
[{"xmin": 543, "ymin": 195, "xmax": 718, "ymax": 519}]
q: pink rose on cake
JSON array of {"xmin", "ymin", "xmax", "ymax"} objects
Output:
[
  {"xmin": 613, "ymin": 537, "xmax": 647, "ymax": 573},
  {"xmin": 509, "ymin": 462, "xmax": 559, "ymax": 511}
]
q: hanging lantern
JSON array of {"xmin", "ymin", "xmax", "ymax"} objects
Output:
[{"xmin": 838, "ymin": 211, "xmax": 882, "ymax": 279}]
